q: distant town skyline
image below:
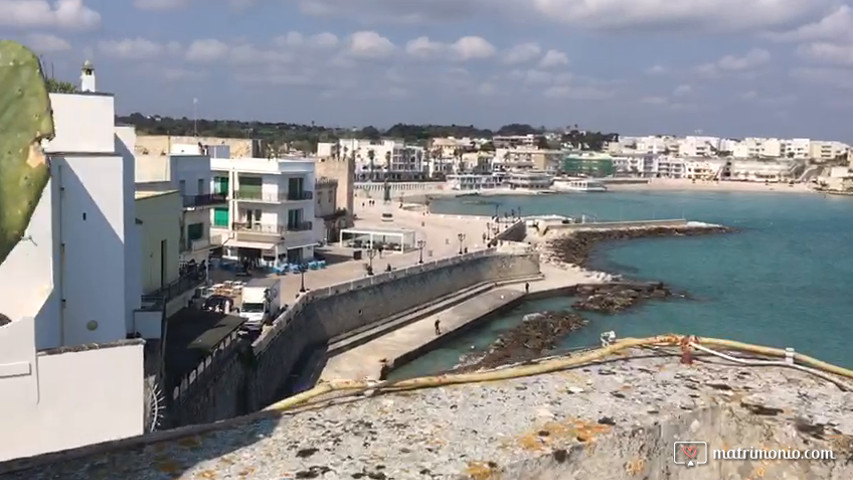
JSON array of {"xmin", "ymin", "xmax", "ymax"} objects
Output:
[{"xmin": 3, "ymin": 0, "xmax": 853, "ymax": 140}]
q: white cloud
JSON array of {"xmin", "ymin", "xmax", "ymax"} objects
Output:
[
  {"xmin": 645, "ymin": 64, "xmax": 667, "ymax": 75},
  {"xmin": 404, "ymin": 35, "xmax": 497, "ymax": 61},
  {"xmin": 133, "ymin": 0, "xmax": 191, "ymax": 10},
  {"xmin": 790, "ymin": 66, "xmax": 853, "ymax": 89},
  {"xmin": 796, "ymin": 42, "xmax": 853, "ymax": 66},
  {"xmin": 298, "ymin": 0, "xmax": 828, "ymax": 34},
  {"xmin": 273, "ymin": 31, "xmax": 339, "ymax": 48},
  {"xmin": 347, "ymin": 31, "xmax": 396, "ymax": 58},
  {"xmin": 0, "ymin": 0, "xmax": 101, "ymax": 31},
  {"xmin": 539, "ymin": 49, "xmax": 569, "ymax": 68},
  {"xmin": 450, "ymin": 36, "xmax": 496, "ymax": 60},
  {"xmin": 543, "ymin": 85, "xmax": 612, "ymax": 100},
  {"xmin": 503, "ymin": 42, "xmax": 541, "ymax": 64},
  {"xmin": 763, "ymin": 5, "xmax": 853, "ymax": 43},
  {"xmin": 26, "ymin": 33, "xmax": 71, "ymax": 52},
  {"xmin": 405, "ymin": 36, "xmax": 444, "ymax": 59},
  {"xmin": 185, "ymin": 39, "xmax": 230, "ymax": 62},
  {"xmin": 695, "ymin": 48, "xmax": 771, "ymax": 76},
  {"xmin": 98, "ymin": 38, "xmax": 180, "ymax": 60},
  {"xmin": 672, "ymin": 84, "xmax": 692, "ymax": 96}
]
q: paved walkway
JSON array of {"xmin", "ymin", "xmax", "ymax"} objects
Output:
[{"xmin": 320, "ymin": 264, "xmax": 601, "ymax": 381}]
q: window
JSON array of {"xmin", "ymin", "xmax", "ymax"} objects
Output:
[
  {"xmin": 178, "ymin": 179, "xmax": 186, "ymax": 195},
  {"xmin": 287, "ymin": 209, "xmax": 302, "ymax": 227},
  {"xmin": 197, "ymin": 178, "xmax": 205, "ymax": 195},
  {"xmin": 187, "ymin": 222, "xmax": 204, "ymax": 241},
  {"xmin": 254, "ymin": 209, "xmax": 262, "ymax": 221},
  {"xmin": 328, "ymin": 191, "xmax": 333, "ymax": 203}
]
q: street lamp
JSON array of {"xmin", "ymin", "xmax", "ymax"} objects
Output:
[
  {"xmin": 298, "ymin": 263, "xmax": 308, "ymax": 293},
  {"xmin": 417, "ymin": 239, "xmax": 426, "ymax": 264},
  {"xmin": 457, "ymin": 233, "xmax": 466, "ymax": 255},
  {"xmin": 366, "ymin": 248, "xmax": 376, "ymax": 275}
]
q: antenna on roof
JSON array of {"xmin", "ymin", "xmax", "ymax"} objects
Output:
[{"xmin": 193, "ymin": 97, "xmax": 198, "ymax": 137}]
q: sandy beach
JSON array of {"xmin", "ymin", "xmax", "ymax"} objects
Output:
[{"xmin": 605, "ymin": 178, "xmax": 816, "ymax": 194}]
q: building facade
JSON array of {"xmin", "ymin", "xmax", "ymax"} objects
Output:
[
  {"xmin": 0, "ymin": 62, "xmax": 145, "ymax": 462},
  {"xmin": 320, "ymin": 139, "xmax": 426, "ymax": 181},
  {"xmin": 210, "ymin": 157, "xmax": 318, "ymax": 264}
]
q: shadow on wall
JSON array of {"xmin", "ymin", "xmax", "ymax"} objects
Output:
[{"xmin": 53, "ymin": 161, "xmax": 129, "ymax": 346}]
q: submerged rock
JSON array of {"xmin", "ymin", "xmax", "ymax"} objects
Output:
[
  {"xmin": 452, "ymin": 310, "xmax": 588, "ymax": 372},
  {"xmin": 572, "ymin": 282, "xmax": 680, "ymax": 313}
]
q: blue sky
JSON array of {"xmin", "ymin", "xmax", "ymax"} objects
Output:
[{"xmin": 3, "ymin": 0, "xmax": 853, "ymax": 140}]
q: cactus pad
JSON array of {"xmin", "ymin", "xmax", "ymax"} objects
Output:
[{"xmin": 0, "ymin": 40, "xmax": 55, "ymax": 266}]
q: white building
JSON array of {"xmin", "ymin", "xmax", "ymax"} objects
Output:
[
  {"xmin": 676, "ymin": 136, "xmax": 721, "ymax": 158},
  {"xmin": 210, "ymin": 156, "xmax": 319, "ymax": 264},
  {"xmin": 446, "ymin": 173, "xmax": 506, "ymax": 191},
  {"xmin": 319, "ymin": 139, "xmax": 426, "ymax": 181},
  {"xmin": 809, "ymin": 141, "xmax": 848, "ymax": 162},
  {"xmin": 731, "ymin": 137, "xmax": 783, "ymax": 159},
  {"xmin": 0, "ymin": 61, "xmax": 144, "ymax": 462},
  {"xmin": 781, "ymin": 138, "xmax": 811, "ymax": 160},
  {"xmin": 136, "ymin": 144, "xmax": 227, "ymax": 263},
  {"xmin": 729, "ymin": 159, "xmax": 798, "ymax": 182},
  {"xmin": 684, "ymin": 159, "xmax": 727, "ymax": 180}
]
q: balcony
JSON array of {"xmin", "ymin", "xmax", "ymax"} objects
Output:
[
  {"xmin": 182, "ymin": 193, "xmax": 227, "ymax": 209},
  {"xmin": 286, "ymin": 221, "xmax": 313, "ymax": 232},
  {"xmin": 140, "ymin": 263, "xmax": 206, "ymax": 307},
  {"xmin": 287, "ymin": 190, "xmax": 313, "ymax": 201},
  {"xmin": 234, "ymin": 191, "xmax": 286, "ymax": 203},
  {"xmin": 233, "ymin": 222, "xmax": 286, "ymax": 235}
]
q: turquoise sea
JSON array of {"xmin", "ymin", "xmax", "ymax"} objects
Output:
[{"xmin": 390, "ymin": 190, "xmax": 853, "ymax": 379}]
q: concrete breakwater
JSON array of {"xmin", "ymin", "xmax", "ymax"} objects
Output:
[
  {"xmin": 546, "ymin": 223, "xmax": 735, "ymax": 268},
  {"xmin": 165, "ymin": 250, "xmax": 540, "ymax": 427}
]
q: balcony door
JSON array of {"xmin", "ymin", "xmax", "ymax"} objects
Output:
[{"xmin": 288, "ymin": 177, "xmax": 303, "ymax": 197}]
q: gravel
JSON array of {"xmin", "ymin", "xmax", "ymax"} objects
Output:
[{"xmin": 6, "ymin": 348, "xmax": 853, "ymax": 479}]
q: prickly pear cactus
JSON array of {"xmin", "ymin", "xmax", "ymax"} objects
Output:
[{"xmin": 0, "ymin": 40, "xmax": 55, "ymax": 266}]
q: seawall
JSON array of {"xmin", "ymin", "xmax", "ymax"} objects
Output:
[{"xmin": 166, "ymin": 250, "xmax": 540, "ymax": 427}]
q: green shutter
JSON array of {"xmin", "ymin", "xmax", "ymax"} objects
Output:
[{"xmin": 213, "ymin": 208, "xmax": 229, "ymax": 227}]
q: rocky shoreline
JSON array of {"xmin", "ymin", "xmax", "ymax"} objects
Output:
[
  {"xmin": 547, "ymin": 225, "xmax": 735, "ymax": 268},
  {"xmin": 451, "ymin": 310, "xmax": 588, "ymax": 373},
  {"xmin": 572, "ymin": 281, "xmax": 687, "ymax": 314}
]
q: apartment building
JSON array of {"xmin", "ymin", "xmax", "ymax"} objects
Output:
[
  {"xmin": 0, "ymin": 62, "xmax": 145, "ymax": 462},
  {"xmin": 684, "ymin": 159, "xmax": 726, "ymax": 180},
  {"xmin": 210, "ymin": 157, "xmax": 318, "ymax": 265},
  {"xmin": 729, "ymin": 159, "xmax": 798, "ymax": 182},
  {"xmin": 136, "ymin": 145, "xmax": 227, "ymax": 264},
  {"xmin": 492, "ymin": 134, "xmax": 544, "ymax": 149},
  {"xmin": 494, "ymin": 148, "xmax": 562, "ymax": 171},
  {"xmin": 677, "ymin": 136, "xmax": 721, "ymax": 157},
  {"xmin": 809, "ymin": 141, "xmax": 848, "ymax": 162},
  {"xmin": 319, "ymin": 139, "xmax": 426, "ymax": 181},
  {"xmin": 781, "ymin": 138, "xmax": 811, "ymax": 160}
]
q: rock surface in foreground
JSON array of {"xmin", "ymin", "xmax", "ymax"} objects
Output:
[
  {"xmin": 7, "ymin": 349, "xmax": 853, "ymax": 480},
  {"xmin": 452, "ymin": 310, "xmax": 588, "ymax": 372},
  {"xmin": 548, "ymin": 225, "xmax": 734, "ymax": 267},
  {"xmin": 572, "ymin": 282, "xmax": 683, "ymax": 313}
]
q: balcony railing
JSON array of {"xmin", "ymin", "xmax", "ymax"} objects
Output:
[
  {"xmin": 286, "ymin": 221, "xmax": 313, "ymax": 232},
  {"xmin": 141, "ymin": 264, "xmax": 206, "ymax": 306},
  {"xmin": 234, "ymin": 191, "xmax": 286, "ymax": 202},
  {"xmin": 233, "ymin": 222, "xmax": 286, "ymax": 235},
  {"xmin": 182, "ymin": 193, "xmax": 227, "ymax": 208},
  {"xmin": 287, "ymin": 190, "xmax": 313, "ymax": 201}
]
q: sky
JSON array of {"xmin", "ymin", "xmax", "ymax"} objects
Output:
[{"xmin": 2, "ymin": 0, "xmax": 853, "ymax": 140}]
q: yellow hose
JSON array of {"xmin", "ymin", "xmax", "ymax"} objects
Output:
[{"xmin": 265, "ymin": 334, "xmax": 853, "ymax": 412}]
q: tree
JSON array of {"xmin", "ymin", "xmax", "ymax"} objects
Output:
[{"xmin": 46, "ymin": 78, "xmax": 77, "ymax": 93}]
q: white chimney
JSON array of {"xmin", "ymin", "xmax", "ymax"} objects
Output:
[{"xmin": 81, "ymin": 60, "xmax": 95, "ymax": 92}]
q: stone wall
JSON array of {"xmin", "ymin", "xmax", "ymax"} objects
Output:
[
  {"xmin": 166, "ymin": 251, "xmax": 540, "ymax": 426},
  {"xmin": 134, "ymin": 135, "xmax": 258, "ymax": 158},
  {"xmin": 315, "ymin": 156, "xmax": 354, "ymax": 227},
  {"xmin": 543, "ymin": 218, "xmax": 687, "ymax": 234},
  {"xmin": 494, "ymin": 219, "xmax": 527, "ymax": 243}
]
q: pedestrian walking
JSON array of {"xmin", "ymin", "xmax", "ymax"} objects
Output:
[
  {"xmin": 434, "ymin": 318, "xmax": 441, "ymax": 336},
  {"xmin": 525, "ymin": 282, "xmax": 530, "ymax": 294}
]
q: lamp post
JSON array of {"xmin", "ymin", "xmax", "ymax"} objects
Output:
[
  {"xmin": 366, "ymin": 248, "xmax": 376, "ymax": 275},
  {"xmin": 457, "ymin": 233, "xmax": 466, "ymax": 255},
  {"xmin": 417, "ymin": 239, "xmax": 426, "ymax": 264},
  {"xmin": 298, "ymin": 263, "xmax": 307, "ymax": 293}
]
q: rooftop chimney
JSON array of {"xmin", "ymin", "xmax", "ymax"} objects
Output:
[{"xmin": 81, "ymin": 59, "xmax": 95, "ymax": 92}]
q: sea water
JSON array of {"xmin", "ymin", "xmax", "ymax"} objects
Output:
[{"xmin": 390, "ymin": 190, "xmax": 853, "ymax": 379}]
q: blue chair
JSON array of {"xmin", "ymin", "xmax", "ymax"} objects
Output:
[{"xmin": 318, "ymin": 260, "xmax": 327, "ymax": 268}]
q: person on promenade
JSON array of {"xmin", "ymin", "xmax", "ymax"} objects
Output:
[
  {"xmin": 525, "ymin": 282, "xmax": 530, "ymax": 294},
  {"xmin": 379, "ymin": 359, "xmax": 389, "ymax": 380},
  {"xmin": 434, "ymin": 318, "xmax": 441, "ymax": 336}
]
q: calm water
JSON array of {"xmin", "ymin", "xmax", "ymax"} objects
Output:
[{"xmin": 391, "ymin": 190, "xmax": 853, "ymax": 379}]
